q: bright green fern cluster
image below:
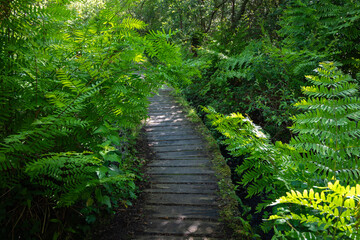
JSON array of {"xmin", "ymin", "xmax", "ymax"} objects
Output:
[
  {"xmin": 269, "ymin": 181, "xmax": 360, "ymax": 239},
  {"xmin": 204, "ymin": 106, "xmax": 291, "ymax": 205}
]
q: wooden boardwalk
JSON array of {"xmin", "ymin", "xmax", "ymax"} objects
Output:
[{"xmin": 135, "ymin": 88, "xmax": 224, "ymax": 240}]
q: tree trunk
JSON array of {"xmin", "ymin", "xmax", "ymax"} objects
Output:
[{"xmin": 232, "ymin": 0, "xmax": 250, "ymax": 30}]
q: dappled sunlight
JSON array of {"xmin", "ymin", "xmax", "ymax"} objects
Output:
[{"xmin": 139, "ymin": 87, "xmax": 222, "ymax": 238}]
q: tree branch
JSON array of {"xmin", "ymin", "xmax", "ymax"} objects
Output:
[
  {"xmin": 205, "ymin": 0, "xmax": 230, "ymax": 33},
  {"xmin": 232, "ymin": 0, "xmax": 250, "ymax": 29}
]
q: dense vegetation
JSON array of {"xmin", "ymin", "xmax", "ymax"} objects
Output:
[
  {"xmin": 1, "ymin": 0, "xmax": 359, "ymax": 239},
  {"xmin": 133, "ymin": 0, "xmax": 360, "ymax": 239},
  {"xmin": 0, "ymin": 0, "xmax": 188, "ymax": 238}
]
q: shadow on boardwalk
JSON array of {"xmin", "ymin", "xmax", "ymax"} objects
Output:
[{"xmin": 135, "ymin": 87, "xmax": 225, "ymax": 240}]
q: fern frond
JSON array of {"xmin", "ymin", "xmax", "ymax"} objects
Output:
[
  {"xmin": 204, "ymin": 106, "xmax": 289, "ymax": 198},
  {"xmin": 25, "ymin": 152, "xmax": 101, "ymax": 206},
  {"xmin": 291, "ymin": 62, "xmax": 360, "ymax": 182},
  {"xmin": 269, "ymin": 181, "xmax": 360, "ymax": 235},
  {"xmin": 57, "ymin": 69, "xmax": 86, "ymax": 94},
  {"xmin": 146, "ymin": 29, "xmax": 181, "ymax": 65},
  {"xmin": 120, "ymin": 17, "xmax": 146, "ymax": 30}
]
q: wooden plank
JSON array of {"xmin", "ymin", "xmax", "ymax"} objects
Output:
[
  {"xmin": 146, "ymin": 121, "xmax": 187, "ymax": 126},
  {"xmin": 148, "ymin": 139, "xmax": 204, "ymax": 147},
  {"xmin": 143, "ymin": 219, "xmax": 222, "ymax": 236},
  {"xmin": 148, "ymin": 110, "xmax": 184, "ymax": 116},
  {"xmin": 148, "ymin": 106, "xmax": 182, "ymax": 111},
  {"xmin": 149, "ymin": 101, "xmax": 179, "ymax": 105},
  {"xmin": 147, "ymin": 159, "xmax": 210, "ymax": 167},
  {"xmin": 136, "ymin": 235, "xmax": 221, "ymax": 240},
  {"xmin": 147, "ymin": 119, "xmax": 188, "ymax": 125},
  {"xmin": 145, "ymin": 126, "xmax": 195, "ymax": 133},
  {"xmin": 147, "ymin": 167, "xmax": 214, "ymax": 175},
  {"xmin": 155, "ymin": 151, "xmax": 208, "ymax": 159},
  {"xmin": 149, "ymin": 106, "xmax": 183, "ymax": 111},
  {"xmin": 144, "ymin": 205, "xmax": 219, "ymax": 219},
  {"xmin": 152, "ymin": 145, "xmax": 204, "ymax": 153},
  {"xmin": 148, "ymin": 109, "xmax": 184, "ymax": 115},
  {"xmin": 147, "ymin": 118, "xmax": 187, "ymax": 124},
  {"xmin": 146, "ymin": 122, "xmax": 192, "ymax": 128},
  {"xmin": 148, "ymin": 96, "xmax": 173, "ymax": 101},
  {"xmin": 146, "ymin": 183, "xmax": 217, "ymax": 194},
  {"xmin": 151, "ymin": 174, "xmax": 217, "ymax": 184},
  {"xmin": 148, "ymin": 114, "xmax": 187, "ymax": 120},
  {"xmin": 149, "ymin": 102, "xmax": 180, "ymax": 106},
  {"xmin": 146, "ymin": 193, "xmax": 217, "ymax": 206},
  {"xmin": 147, "ymin": 130, "xmax": 196, "ymax": 137},
  {"xmin": 149, "ymin": 95, "xmax": 173, "ymax": 99},
  {"xmin": 147, "ymin": 134, "xmax": 201, "ymax": 141},
  {"xmin": 140, "ymin": 87, "xmax": 224, "ymax": 239}
]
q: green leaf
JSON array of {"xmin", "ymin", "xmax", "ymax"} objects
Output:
[{"xmin": 102, "ymin": 195, "xmax": 112, "ymax": 208}]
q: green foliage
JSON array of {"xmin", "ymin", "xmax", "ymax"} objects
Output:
[
  {"xmin": 145, "ymin": 29, "xmax": 200, "ymax": 89},
  {"xmin": 269, "ymin": 181, "xmax": 360, "ymax": 239},
  {"xmin": 184, "ymin": 41, "xmax": 301, "ymax": 141},
  {"xmin": 146, "ymin": 29, "xmax": 181, "ymax": 65},
  {"xmin": 279, "ymin": 0, "xmax": 360, "ymax": 74},
  {"xmin": 204, "ymin": 62, "xmax": 360, "ymax": 238},
  {"xmin": 132, "ymin": 0, "xmax": 360, "ymax": 238},
  {"xmin": 2, "ymin": 0, "xmax": 359, "ymax": 238},
  {"xmin": 203, "ymin": 106, "xmax": 289, "ymax": 200},
  {"xmin": 290, "ymin": 62, "xmax": 360, "ymax": 184},
  {"xmin": 0, "ymin": 0, "xmax": 187, "ymax": 238},
  {"xmin": 203, "ymin": 106, "xmax": 293, "ymax": 237}
]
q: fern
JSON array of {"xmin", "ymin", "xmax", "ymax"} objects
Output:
[
  {"xmin": 204, "ymin": 106, "xmax": 290, "ymax": 200},
  {"xmin": 203, "ymin": 61, "xmax": 360, "ymax": 238},
  {"xmin": 57, "ymin": 69, "xmax": 86, "ymax": 94},
  {"xmin": 279, "ymin": 0, "xmax": 360, "ymax": 73},
  {"xmin": 120, "ymin": 17, "xmax": 147, "ymax": 30},
  {"xmin": 269, "ymin": 180, "xmax": 360, "ymax": 239},
  {"xmin": 146, "ymin": 29, "xmax": 181, "ymax": 65},
  {"xmin": 290, "ymin": 62, "xmax": 360, "ymax": 183},
  {"xmin": 0, "ymin": 0, "xmax": 184, "ymax": 238}
]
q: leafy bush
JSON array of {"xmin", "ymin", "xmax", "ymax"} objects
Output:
[
  {"xmin": 184, "ymin": 41, "xmax": 309, "ymax": 142},
  {"xmin": 279, "ymin": 0, "xmax": 360, "ymax": 74},
  {"xmin": 269, "ymin": 181, "xmax": 360, "ymax": 239},
  {"xmin": 205, "ymin": 62, "xmax": 360, "ymax": 238},
  {"xmin": 0, "ymin": 0, "xmax": 186, "ymax": 238}
]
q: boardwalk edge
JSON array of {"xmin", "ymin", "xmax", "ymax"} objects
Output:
[{"xmin": 169, "ymin": 88, "xmax": 246, "ymax": 239}]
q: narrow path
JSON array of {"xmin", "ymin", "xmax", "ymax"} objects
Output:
[{"xmin": 135, "ymin": 87, "xmax": 224, "ymax": 240}]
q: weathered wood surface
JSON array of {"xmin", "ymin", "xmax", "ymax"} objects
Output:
[
  {"xmin": 151, "ymin": 174, "xmax": 217, "ymax": 184},
  {"xmin": 145, "ymin": 183, "xmax": 218, "ymax": 194},
  {"xmin": 147, "ymin": 159, "xmax": 210, "ymax": 167},
  {"xmin": 135, "ymin": 87, "xmax": 224, "ymax": 240},
  {"xmin": 148, "ymin": 139, "xmax": 205, "ymax": 147},
  {"xmin": 136, "ymin": 236, "xmax": 221, "ymax": 240}
]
